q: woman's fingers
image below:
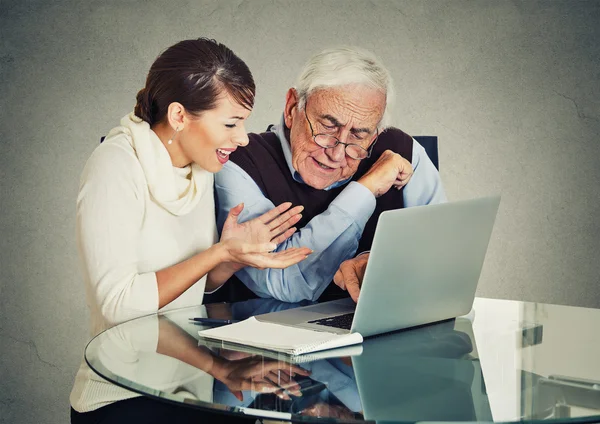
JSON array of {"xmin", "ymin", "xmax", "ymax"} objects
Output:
[
  {"xmin": 222, "ymin": 203, "xmax": 245, "ymax": 229},
  {"xmin": 269, "ymin": 211, "xmax": 303, "ymax": 238},
  {"xmin": 263, "ymin": 373, "xmax": 300, "ymax": 398},
  {"xmin": 256, "ymin": 202, "xmax": 293, "ymax": 224},
  {"xmin": 234, "ymin": 247, "xmax": 312, "ymax": 269},
  {"xmin": 235, "ymin": 241, "xmax": 278, "ymax": 254},
  {"xmin": 266, "ymin": 205, "xmax": 304, "ymax": 230},
  {"xmin": 271, "ymin": 227, "xmax": 297, "ymax": 245},
  {"xmin": 264, "ymin": 249, "xmax": 312, "ymax": 268},
  {"xmin": 252, "ymin": 379, "xmax": 290, "ymax": 399},
  {"xmin": 259, "ymin": 360, "xmax": 309, "ymax": 376}
]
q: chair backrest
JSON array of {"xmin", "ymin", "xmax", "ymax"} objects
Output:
[{"xmin": 413, "ymin": 136, "xmax": 439, "ymax": 170}]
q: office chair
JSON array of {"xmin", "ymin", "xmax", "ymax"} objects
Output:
[{"xmin": 413, "ymin": 135, "xmax": 439, "ymax": 170}]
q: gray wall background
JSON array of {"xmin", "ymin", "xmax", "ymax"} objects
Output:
[{"xmin": 1, "ymin": 1, "xmax": 599, "ymax": 423}]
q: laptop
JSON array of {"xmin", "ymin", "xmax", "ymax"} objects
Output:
[{"xmin": 255, "ymin": 196, "xmax": 501, "ymax": 337}]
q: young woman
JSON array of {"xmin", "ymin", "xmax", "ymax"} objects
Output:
[{"xmin": 70, "ymin": 38, "xmax": 311, "ymax": 423}]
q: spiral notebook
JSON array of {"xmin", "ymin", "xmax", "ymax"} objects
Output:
[{"xmin": 197, "ymin": 317, "xmax": 363, "ymax": 355}]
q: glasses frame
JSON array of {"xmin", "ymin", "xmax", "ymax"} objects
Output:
[{"xmin": 303, "ymin": 101, "xmax": 379, "ymax": 160}]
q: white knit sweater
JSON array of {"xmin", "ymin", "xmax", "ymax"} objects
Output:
[{"xmin": 70, "ymin": 115, "xmax": 217, "ymax": 412}]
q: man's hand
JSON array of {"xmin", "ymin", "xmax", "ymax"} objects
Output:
[
  {"xmin": 333, "ymin": 253, "xmax": 370, "ymax": 302},
  {"xmin": 357, "ymin": 150, "xmax": 413, "ymax": 197}
]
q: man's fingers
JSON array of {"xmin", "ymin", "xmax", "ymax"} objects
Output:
[
  {"xmin": 347, "ymin": 281, "xmax": 360, "ymax": 303},
  {"xmin": 394, "ymin": 179, "xmax": 407, "ymax": 190},
  {"xmin": 345, "ymin": 270, "xmax": 361, "ymax": 303},
  {"xmin": 394, "ymin": 171, "xmax": 413, "ymax": 189},
  {"xmin": 333, "ymin": 268, "xmax": 347, "ymax": 290}
]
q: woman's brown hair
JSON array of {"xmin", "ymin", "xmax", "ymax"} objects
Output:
[{"xmin": 134, "ymin": 38, "xmax": 255, "ymax": 126}]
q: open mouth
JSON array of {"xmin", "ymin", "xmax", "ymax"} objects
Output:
[
  {"xmin": 312, "ymin": 157, "xmax": 335, "ymax": 171},
  {"xmin": 216, "ymin": 148, "xmax": 233, "ymax": 164}
]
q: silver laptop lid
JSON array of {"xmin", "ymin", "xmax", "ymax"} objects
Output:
[{"xmin": 352, "ymin": 196, "xmax": 500, "ymax": 337}]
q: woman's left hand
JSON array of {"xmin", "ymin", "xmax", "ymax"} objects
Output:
[{"xmin": 221, "ymin": 202, "xmax": 303, "ymax": 245}]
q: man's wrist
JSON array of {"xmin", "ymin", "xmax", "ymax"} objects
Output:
[{"xmin": 356, "ymin": 178, "xmax": 377, "ymax": 196}]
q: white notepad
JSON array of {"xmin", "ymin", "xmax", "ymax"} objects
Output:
[
  {"xmin": 197, "ymin": 317, "xmax": 363, "ymax": 355},
  {"xmin": 199, "ymin": 338, "xmax": 363, "ymax": 363}
]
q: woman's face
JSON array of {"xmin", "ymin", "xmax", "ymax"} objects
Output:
[{"xmin": 178, "ymin": 94, "xmax": 251, "ymax": 172}]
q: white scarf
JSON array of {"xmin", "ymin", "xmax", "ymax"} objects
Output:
[{"xmin": 105, "ymin": 113, "xmax": 211, "ymax": 216}]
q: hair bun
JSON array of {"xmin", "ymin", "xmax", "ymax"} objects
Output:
[{"xmin": 134, "ymin": 87, "xmax": 154, "ymax": 124}]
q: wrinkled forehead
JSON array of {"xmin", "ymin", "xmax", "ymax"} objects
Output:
[{"xmin": 305, "ymin": 85, "xmax": 385, "ymax": 129}]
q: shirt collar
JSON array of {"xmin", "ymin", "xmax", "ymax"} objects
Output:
[{"xmin": 271, "ymin": 114, "xmax": 352, "ymax": 191}]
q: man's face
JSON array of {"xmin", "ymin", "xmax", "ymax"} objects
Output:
[{"xmin": 284, "ymin": 85, "xmax": 385, "ymax": 190}]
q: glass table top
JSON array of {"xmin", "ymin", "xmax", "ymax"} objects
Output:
[{"xmin": 85, "ymin": 297, "xmax": 600, "ymax": 423}]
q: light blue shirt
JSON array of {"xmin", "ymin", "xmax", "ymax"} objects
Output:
[{"xmin": 214, "ymin": 117, "xmax": 447, "ymax": 303}]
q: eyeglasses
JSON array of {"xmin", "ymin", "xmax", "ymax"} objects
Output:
[{"xmin": 303, "ymin": 103, "xmax": 378, "ymax": 160}]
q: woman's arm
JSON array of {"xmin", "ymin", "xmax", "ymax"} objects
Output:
[
  {"xmin": 78, "ymin": 146, "xmax": 310, "ymax": 323},
  {"xmin": 156, "ymin": 243, "xmax": 228, "ymax": 309}
]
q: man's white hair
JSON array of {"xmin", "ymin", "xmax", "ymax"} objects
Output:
[{"xmin": 295, "ymin": 46, "xmax": 395, "ymax": 129}]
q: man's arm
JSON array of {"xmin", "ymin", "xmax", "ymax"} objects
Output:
[
  {"xmin": 215, "ymin": 161, "xmax": 376, "ymax": 303},
  {"xmin": 336, "ymin": 138, "xmax": 447, "ymax": 300},
  {"xmin": 403, "ymin": 139, "xmax": 447, "ymax": 206}
]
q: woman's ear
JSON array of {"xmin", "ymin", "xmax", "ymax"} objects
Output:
[{"xmin": 166, "ymin": 102, "xmax": 186, "ymax": 131}]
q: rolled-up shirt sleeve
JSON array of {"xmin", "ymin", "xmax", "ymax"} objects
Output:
[{"xmin": 76, "ymin": 145, "xmax": 159, "ymax": 326}]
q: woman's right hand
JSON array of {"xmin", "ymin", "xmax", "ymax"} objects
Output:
[
  {"xmin": 219, "ymin": 202, "xmax": 312, "ymax": 269},
  {"xmin": 220, "ymin": 202, "xmax": 304, "ymax": 246},
  {"xmin": 221, "ymin": 238, "xmax": 312, "ymax": 270},
  {"xmin": 211, "ymin": 355, "xmax": 310, "ymax": 401}
]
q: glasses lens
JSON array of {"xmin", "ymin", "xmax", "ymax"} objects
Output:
[
  {"xmin": 346, "ymin": 145, "xmax": 369, "ymax": 159},
  {"xmin": 314, "ymin": 135, "xmax": 339, "ymax": 148}
]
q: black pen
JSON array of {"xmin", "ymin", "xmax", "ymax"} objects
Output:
[{"xmin": 189, "ymin": 318, "xmax": 239, "ymax": 325}]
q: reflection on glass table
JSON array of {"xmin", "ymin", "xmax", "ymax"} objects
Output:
[{"xmin": 85, "ymin": 297, "xmax": 600, "ymax": 423}]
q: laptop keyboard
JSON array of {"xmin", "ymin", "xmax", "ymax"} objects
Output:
[{"xmin": 308, "ymin": 313, "xmax": 355, "ymax": 330}]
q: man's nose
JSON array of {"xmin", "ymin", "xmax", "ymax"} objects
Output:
[{"xmin": 325, "ymin": 143, "xmax": 346, "ymax": 162}]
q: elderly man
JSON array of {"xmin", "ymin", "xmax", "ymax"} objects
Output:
[{"xmin": 215, "ymin": 47, "xmax": 446, "ymax": 303}]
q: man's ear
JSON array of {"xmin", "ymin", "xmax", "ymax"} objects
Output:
[{"xmin": 283, "ymin": 88, "xmax": 299, "ymax": 129}]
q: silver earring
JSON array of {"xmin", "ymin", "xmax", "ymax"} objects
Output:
[{"xmin": 167, "ymin": 126, "xmax": 180, "ymax": 145}]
